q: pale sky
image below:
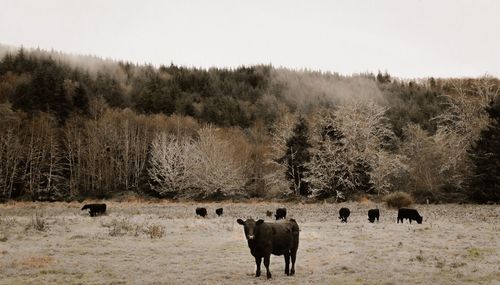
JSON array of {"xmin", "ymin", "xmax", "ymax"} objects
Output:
[{"xmin": 1, "ymin": 0, "xmax": 499, "ymax": 78}]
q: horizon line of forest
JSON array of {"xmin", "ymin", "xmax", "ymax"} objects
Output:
[{"xmin": 0, "ymin": 47, "xmax": 499, "ymax": 203}]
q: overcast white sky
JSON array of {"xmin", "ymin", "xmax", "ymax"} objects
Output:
[{"xmin": 1, "ymin": 0, "xmax": 499, "ymax": 78}]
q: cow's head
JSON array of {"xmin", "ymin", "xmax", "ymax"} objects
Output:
[
  {"xmin": 416, "ymin": 216, "xmax": 423, "ymax": 224},
  {"xmin": 237, "ymin": 219, "xmax": 264, "ymax": 240},
  {"xmin": 81, "ymin": 205, "xmax": 89, "ymax": 210}
]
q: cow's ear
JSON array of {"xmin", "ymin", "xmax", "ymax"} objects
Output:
[
  {"xmin": 256, "ymin": 219, "xmax": 264, "ymax": 225},
  {"xmin": 237, "ymin": 219, "xmax": 245, "ymax": 225}
]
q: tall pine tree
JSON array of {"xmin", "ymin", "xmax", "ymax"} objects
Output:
[
  {"xmin": 469, "ymin": 97, "xmax": 500, "ymax": 203},
  {"xmin": 282, "ymin": 117, "xmax": 311, "ymax": 196}
]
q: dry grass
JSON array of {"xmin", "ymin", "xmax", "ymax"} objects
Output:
[
  {"xmin": 385, "ymin": 191, "xmax": 414, "ymax": 208},
  {"xmin": 357, "ymin": 195, "xmax": 374, "ymax": 205},
  {"xmin": 103, "ymin": 217, "xmax": 142, "ymax": 237},
  {"xmin": 25, "ymin": 212, "xmax": 47, "ymax": 232},
  {"xmin": 21, "ymin": 255, "xmax": 54, "ymax": 269},
  {"xmin": 147, "ymin": 224, "xmax": 165, "ymax": 239},
  {"xmin": 0, "ymin": 201, "xmax": 498, "ymax": 285}
]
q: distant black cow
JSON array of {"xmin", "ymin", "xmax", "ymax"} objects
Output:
[
  {"xmin": 275, "ymin": 208, "xmax": 287, "ymax": 220},
  {"xmin": 397, "ymin": 208, "xmax": 422, "ymax": 224},
  {"xmin": 237, "ymin": 218, "xmax": 299, "ymax": 279},
  {"xmin": 216, "ymin": 208, "xmax": 223, "ymax": 216},
  {"xmin": 368, "ymin": 209, "xmax": 380, "ymax": 223},
  {"xmin": 338, "ymin": 207, "xmax": 350, "ymax": 223},
  {"xmin": 266, "ymin": 210, "xmax": 273, "ymax": 217},
  {"xmin": 81, "ymin": 203, "xmax": 106, "ymax": 217},
  {"xmin": 196, "ymin": 207, "xmax": 207, "ymax": 217}
]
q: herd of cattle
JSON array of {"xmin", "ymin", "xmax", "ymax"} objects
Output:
[
  {"xmin": 80, "ymin": 204, "xmax": 423, "ymax": 224},
  {"xmin": 190, "ymin": 206, "xmax": 422, "ymax": 224},
  {"xmin": 80, "ymin": 203, "xmax": 424, "ymax": 279}
]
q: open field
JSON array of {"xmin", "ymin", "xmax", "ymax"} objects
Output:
[{"xmin": 0, "ymin": 201, "xmax": 499, "ymax": 285}]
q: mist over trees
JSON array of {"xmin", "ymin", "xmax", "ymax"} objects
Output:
[{"xmin": 0, "ymin": 46, "xmax": 498, "ymax": 203}]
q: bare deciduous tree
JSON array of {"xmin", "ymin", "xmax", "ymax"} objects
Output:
[
  {"xmin": 307, "ymin": 100, "xmax": 403, "ymax": 198},
  {"xmin": 22, "ymin": 113, "xmax": 65, "ymax": 200},
  {"xmin": 0, "ymin": 104, "xmax": 23, "ymax": 200},
  {"xmin": 148, "ymin": 133, "xmax": 196, "ymax": 197},
  {"xmin": 189, "ymin": 126, "xmax": 246, "ymax": 198},
  {"xmin": 265, "ymin": 113, "xmax": 299, "ymax": 196},
  {"xmin": 147, "ymin": 126, "xmax": 246, "ymax": 199},
  {"xmin": 429, "ymin": 77, "xmax": 500, "ymax": 193}
]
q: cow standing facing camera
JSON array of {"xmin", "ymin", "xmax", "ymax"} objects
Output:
[{"xmin": 237, "ymin": 218, "xmax": 299, "ymax": 279}]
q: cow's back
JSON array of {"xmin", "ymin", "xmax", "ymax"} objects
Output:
[
  {"xmin": 257, "ymin": 222, "xmax": 295, "ymax": 256},
  {"xmin": 398, "ymin": 208, "xmax": 415, "ymax": 217},
  {"xmin": 271, "ymin": 223, "xmax": 294, "ymax": 255}
]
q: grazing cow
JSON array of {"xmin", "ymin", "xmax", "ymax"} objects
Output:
[
  {"xmin": 338, "ymin": 207, "xmax": 350, "ymax": 223},
  {"xmin": 81, "ymin": 203, "xmax": 106, "ymax": 217},
  {"xmin": 266, "ymin": 210, "xmax": 273, "ymax": 217},
  {"xmin": 275, "ymin": 208, "xmax": 287, "ymax": 220},
  {"xmin": 397, "ymin": 208, "xmax": 423, "ymax": 224},
  {"xmin": 368, "ymin": 209, "xmax": 380, "ymax": 223},
  {"xmin": 196, "ymin": 207, "xmax": 207, "ymax": 217},
  {"xmin": 237, "ymin": 218, "xmax": 299, "ymax": 279},
  {"xmin": 216, "ymin": 208, "xmax": 224, "ymax": 216}
]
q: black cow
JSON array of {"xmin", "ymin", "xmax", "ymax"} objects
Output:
[
  {"xmin": 266, "ymin": 210, "xmax": 273, "ymax": 217},
  {"xmin": 339, "ymin": 207, "xmax": 350, "ymax": 223},
  {"xmin": 275, "ymin": 208, "xmax": 287, "ymax": 220},
  {"xmin": 237, "ymin": 218, "xmax": 299, "ymax": 279},
  {"xmin": 397, "ymin": 208, "xmax": 423, "ymax": 224},
  {"xmin": 216, "ymin": 208, "xmax": 223, "ymax": 216},
  {"xmin": 196, "ymin": 207, "xmax": 207, "ymax": 217},
  {"xmin": 81, "ymin": 203, "xmax": 106, "ymax": 217},
  {"xmin": 368, "ymin": 209, "xmax": 380, "ymax": 223}
]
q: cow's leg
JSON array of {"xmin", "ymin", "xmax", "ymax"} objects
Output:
[
  {"xmin": 264, "ymin": 254, "xmax": 271, "ymax": 279},
  {"xmin": 409, "ymin": 219, "xmax": 412, "ymax": 224},
  {"xmin": 255, "ymin": 256, "xmax": 262, "ymax": 277},
  {"xmin": 290, "ymin": 249, "xmax": 297, "ymax": 275},
  {"xmin": 284, "ymin": 253, "xmax": 290, "ymax": 276}
]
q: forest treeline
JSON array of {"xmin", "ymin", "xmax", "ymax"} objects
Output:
[{"xmin": 0, "ymin": 47, "xmax": 499, "ymax": 203}]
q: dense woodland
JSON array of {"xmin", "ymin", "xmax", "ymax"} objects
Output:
[{"xmin": 0, "ymin": 47, "xmax": 499, "ymax": 203}]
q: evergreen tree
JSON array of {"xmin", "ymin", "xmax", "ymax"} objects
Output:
[
  {"xmin": 469, "ymin": 98, "xmax": 500, "ymax": 203},
  {"xmin": 94, "ymin": 73, "xmax": 125, "ymax": 108},
  {"xmin": 282, "ymin": 117, "xmax": 311, "ymax": 196}
]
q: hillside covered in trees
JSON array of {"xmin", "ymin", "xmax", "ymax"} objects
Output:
[{"xmin": 0, "ymin": 46, "xmax": 499, "ymax": 203}]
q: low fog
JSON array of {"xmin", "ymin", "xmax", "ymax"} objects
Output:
[{"xmin": 271, "ymin": 68, "xmax": 386, "ymax": 111}]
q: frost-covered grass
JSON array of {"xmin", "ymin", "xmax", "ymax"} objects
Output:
[{"xmin": 0, "ymin": 201, "xmax": 499, "ymax": 284}]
